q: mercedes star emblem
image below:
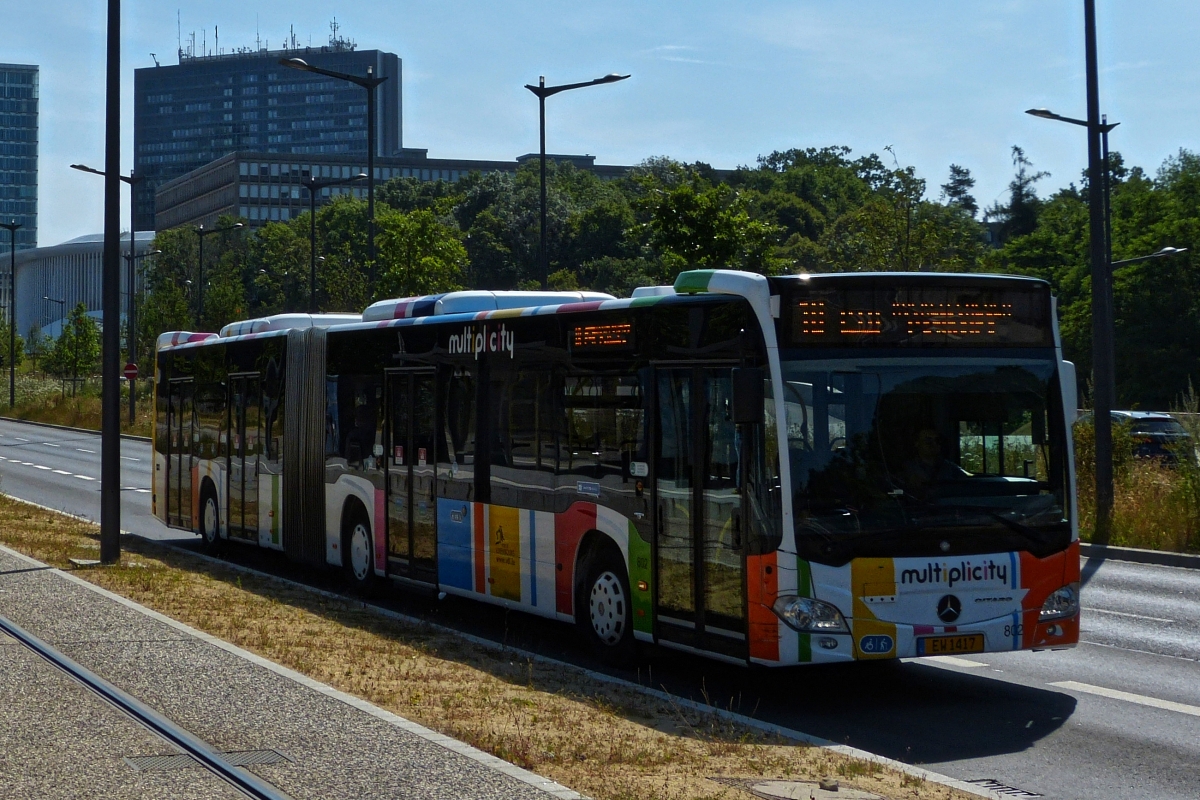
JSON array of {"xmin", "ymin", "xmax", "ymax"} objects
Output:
[{"xmin": 937, "ymin": 594, "xmax": 962, "ymax": 623}]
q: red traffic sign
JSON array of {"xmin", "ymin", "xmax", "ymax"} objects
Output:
[{"xmin": 123, "ymin": 362, "xmax": 139, "ymax": 381}]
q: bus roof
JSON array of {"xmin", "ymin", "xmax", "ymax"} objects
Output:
[{"xmin": 767, "ymin": 272, "xmax": 1052, "ymax": 290}]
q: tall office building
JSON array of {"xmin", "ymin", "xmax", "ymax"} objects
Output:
[
  {"xmin": 134, "ymin": 31, "xmax": 400, "ymax": 231},
  {"xmin": 0, "ymin": 63, "xmax": 38, "ymax": 250}
]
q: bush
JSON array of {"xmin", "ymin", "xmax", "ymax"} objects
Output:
[{"xmin": 1074, "ymin": 416, "xmax": 1200, "ymax": 552}]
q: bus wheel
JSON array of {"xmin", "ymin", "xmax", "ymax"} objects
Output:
[
  {"xmin": 198, "ymin": 484, "xmax": 222, "ymax": 554},
  {"xmin": 578, "ymin": 547, "xmax": 636, "ymax": 666},
  {"xmin": 343, "ymin": 506, "xmax": 375, "ymax": 590}
]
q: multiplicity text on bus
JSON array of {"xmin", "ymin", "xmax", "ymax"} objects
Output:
[{"xmin": 154, "ymin": 270, "xmax": 1081, "ymax": 666}]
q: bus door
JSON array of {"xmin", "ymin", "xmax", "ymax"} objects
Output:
[
  {"xmin": 167, "ymin": 379, "xmax": 194, "ymax": 529},
  {"xmin": 386, "ymin": 369, "xmax": 438, "ymax": 583},
  {"xmin": 654, "ymin": 366, "xmax": 746, "ymax": 658},
  {"xmin": 228, "ymin": 374, "xmax": 261, "ymax": 541}
]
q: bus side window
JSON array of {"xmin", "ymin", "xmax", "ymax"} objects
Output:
[
  {"xmin": 490, "ymin": 367, "xmax": 555, "ymax": 510},
  {"xmin": 439, "ymin": 366, "xmax": 476, "ymax": 501}
]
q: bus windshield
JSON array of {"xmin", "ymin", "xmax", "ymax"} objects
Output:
[{"xmin": 781, "ymin": 355, "xmax": 1070, "ymax": 563}]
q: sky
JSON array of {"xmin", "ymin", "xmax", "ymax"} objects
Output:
[{"xmin": 8, "ymin": 1, "xmax": 1200, "ymax": 247}]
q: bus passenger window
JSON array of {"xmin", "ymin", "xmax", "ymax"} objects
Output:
[{"xmin": 439, "ymin": 367, "xmax": 476, "ymax": 500}]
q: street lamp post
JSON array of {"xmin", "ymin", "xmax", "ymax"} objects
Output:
[
  {"xmin": 194, "ymin": 222, "xmax": 244, "ymax": 325},
  {"xmin": 303, "ymin": 173, "xmax": 367, "ymax": 313},
  {"xmin": 1, "ymin": 220, "xmax": 21, "ymax": 409},
  {"xmin": 524, "ymin": 73, "xmax": 630, "ymax": 290},
  {"xmin": 123, "ymin": 248, "xmax": 160, "ymax": 425},
  {"xmin": 280, "ymin": 58, "xmax": 386, "ymax": 293},
  {"xmin": 70, "ymin": 164, "xmax": 149, "ymax": 425},
  {"xmin": 1021, "ymin": 0, "xmax": 1120, "ymax": 538}
]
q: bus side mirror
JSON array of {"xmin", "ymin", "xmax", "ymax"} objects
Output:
[{"xmin": 732, "ymin": 367, "xmax": 765, "ymax": 425}]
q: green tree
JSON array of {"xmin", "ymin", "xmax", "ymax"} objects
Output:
[
  {"xmin": 637, "ymin": 172, "xmax": 782, "ymax": 275},
  {"xmin": 941, "ymin": 164, "xmax": 979, "ymax": 216},
  {"xmin": 43, "ymin": 303, "xmax": 101, "ymax": 393},
  {"xmin": 25, "ymin": 323, "xmax": 45, "ymax": 371},
  {"xmin": 0, "ymin": 318, "xmax": 25, "ymax": 370},
  {"xmin": 375, "ymin": 207, "xmax": 467, "ymax": 298}
]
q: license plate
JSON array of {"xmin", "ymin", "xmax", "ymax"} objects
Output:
[{"xmin": 918, "ymin": 633, "xmax": 984, "ymax": 656}]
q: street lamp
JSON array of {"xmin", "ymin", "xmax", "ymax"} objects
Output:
[
  {"xmin": 123, "ymin": 248, "xmax": 160, "ymax": 425},
  {"xmin": 70, "ymin": 163, "xmax": 144, "ymax": 224},
  {"xmin": 194, "ymin": 222, "xmax": 243, "ymax": 324},
  {"xmin": 303, "ymin": 173, "xmax": 367, "ymax": 313},
  {"xmin": 1111, "ymin": 246, "xmax": 1188, "ymax": 268},
  {"xmin": 525, "ymin": 72, "xmax": 630, "ymax": 290},
  {"xmin": 280, "ymin": 57, "xmax": 386, "ymax": 292},
  {"xmin": 1022, "ymin": 0, "xmax": 1120, "ymax": 538},
  {"xmin": 1, "ymin": 220, "xmax": 21, "ymax": 409}
]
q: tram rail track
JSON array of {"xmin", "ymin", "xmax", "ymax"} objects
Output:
[{"xmin": 0, "ymin": 612, "xmax": 292, "ymax": 800}]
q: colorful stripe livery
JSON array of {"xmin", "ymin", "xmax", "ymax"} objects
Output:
[{"xmin": 434, "ymin": 500, "xmax": 654, "ymax": 638}]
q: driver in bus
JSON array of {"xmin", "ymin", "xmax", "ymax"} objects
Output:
[{"xmin": 899, "ymin": 427, "xmax": 969, "ymax": 496}]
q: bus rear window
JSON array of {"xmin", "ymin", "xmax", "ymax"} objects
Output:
[{"xmin": 783, "ymin": 282, "xmax": 1053, "ymax": 347}]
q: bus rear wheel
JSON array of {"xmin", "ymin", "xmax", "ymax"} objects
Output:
[
  {"xmin": 577, "ymin": 546, "xmax": 636, "ymax": 666},
  {"xmin": 342, "ymin": 505, "xmax": 375, "ymax": 591},
  {"xmin": 198, "ymin": 484, "xmax": 222, "ymax": 554}
]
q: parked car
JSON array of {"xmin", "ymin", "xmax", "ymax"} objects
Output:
[{"xmin": 1078, "ymin": 410, "xmax": 1195, "ymax": 464}]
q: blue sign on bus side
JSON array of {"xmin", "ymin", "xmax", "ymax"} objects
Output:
[{"xmin": 859, "ymin": 634, "xmax": 894, "ymax": 654}]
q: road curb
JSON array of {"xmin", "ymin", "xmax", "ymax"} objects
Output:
[
  {"xmin": 1080, "ymin": 541, "xmax": 1200, "ymax": 570},
  {"xmin": 0, "ymin": 415, "xmax": 151, "ymax": 443}
]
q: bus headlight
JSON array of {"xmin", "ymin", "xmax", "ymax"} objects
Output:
[
  {"xmin": 772, "ymin": 595, "xmax": 849, "ymax": 633},
  {"xmin": 1039, "ymin": 583, "xmax": 1080, "ymax": 621}
]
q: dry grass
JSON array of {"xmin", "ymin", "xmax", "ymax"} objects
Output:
[
  {"xmin": 1074, "ymin": 420, "xmax": 1200, "ymax": 552},
  {"xmin": 0, "ymin": 496, "xmax": 973, "ymax": 800},
  {"xmin": 0, "ymin": 374, "xmax": 153, "ymax": 438}
]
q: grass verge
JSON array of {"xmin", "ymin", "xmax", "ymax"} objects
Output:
[
  {"xmin": 0, "ymin": 495, "xmax": 972, "ymax": 800},
  {"xmin": 0, "ymin": 372, "xmax": 154, "ymax": 438},
  {"xmin": 1074, "ymin": 419, "xmax": 1200, "ymax": 552}
]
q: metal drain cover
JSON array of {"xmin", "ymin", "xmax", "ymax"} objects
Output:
[
  {"xmin": 125, "ymin": 749, "xmax": 293, "ymax": 772},
  {"xmin": 966, "ymin": 778, "xmax": 1042, "ymax": 797}
]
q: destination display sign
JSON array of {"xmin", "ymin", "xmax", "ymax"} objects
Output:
[
  {"xmin": 783, "ymin": 283, "xmax": 1053, "ymax": 347},
  {"xmin": 571, "ymin": 322, "xmax": 634, "ymax": 351}
]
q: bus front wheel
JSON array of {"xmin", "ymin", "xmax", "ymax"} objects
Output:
[
  {"xmin": 342, "ymin": 505, "xmax": 375, "ymax": 591},
  {"xmin": 198, "ymin": 484, "xmax": 222, "ymax": 554},
  {"xmin": 577, "ymin": 547, "xmax": 636, "ymax": 666}
]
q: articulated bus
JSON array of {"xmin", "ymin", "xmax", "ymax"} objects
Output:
[{"xmin": 154, "ymin": 269, "xmax": 1081, "ymax": 666}]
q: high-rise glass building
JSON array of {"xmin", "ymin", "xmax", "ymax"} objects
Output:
[
  {"xmin": 0, "ymin": 63, "xmax": 38, "ymax": 250},
  {"xmin": 134, "ymin": 39, "xmax": 400, "ymax": 231}
]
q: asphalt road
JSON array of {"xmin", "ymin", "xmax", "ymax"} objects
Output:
[{"xmin": 0, "ymin": 417, "xmax": 1196, "ymax": 800}]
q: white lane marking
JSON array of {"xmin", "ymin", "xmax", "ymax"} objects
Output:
[
  {"xmin": 33, "ymin": 465, "xmax": 51, "ymax": 471},
  {"xmin": 73, "ymin": 475, "xmax": 95, "ymax": 481},
  {"xmin": 119, "ymin": 456, "xmax": 139, "ymax": 461},
  {"xmin": 1084, "ymin": 607, "xmax": 1174, "ymax": 624},
  {"xmin": 76, "ymin": 448, "xmax": 95, "ymax": 453},
  {"xmin": 52, "ymin": 469, "xmax": 72, "ymax": 475},
  {"xmin": 13, "ymin": 437, "xmax": 28, "ymax": 441},
  {"xmin": 42, "ymin": 443, "xmax": 60, "ymax": 448},
  {"xmin": 20, "ymin": 462, "xmax": 34, "ymax": 466},
  {"xmin": 926, "ymin": 656, "xmax": 989, "ymax": 668},
  {"xmin": 134, "ymin": 488, "xmax": 151, "ymax": 493},
  {"xmin": 1050, "ymin": 680, "xmax": 1200, "ymax": 718}
]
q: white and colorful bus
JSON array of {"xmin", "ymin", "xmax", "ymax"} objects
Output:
[{"xmin": 154, "ymin": 269, "xmax": 1081, "ymax": 666}]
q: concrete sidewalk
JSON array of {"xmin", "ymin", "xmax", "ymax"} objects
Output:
[{"xmin": 0, "ymin": 545, "xmax": 578, "ymax": 800}]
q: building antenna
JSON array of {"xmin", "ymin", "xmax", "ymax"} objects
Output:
[
  {"xmin": 256, "ymin": 15, "xmax": 260, "ymax": 51},
  {"xmin": 176, "ymin": 10, "xmax": 181, "ymax": 60},
  {"xmin": 215, "ymin": 25, "xmax": 218, "ymax": 56}
]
